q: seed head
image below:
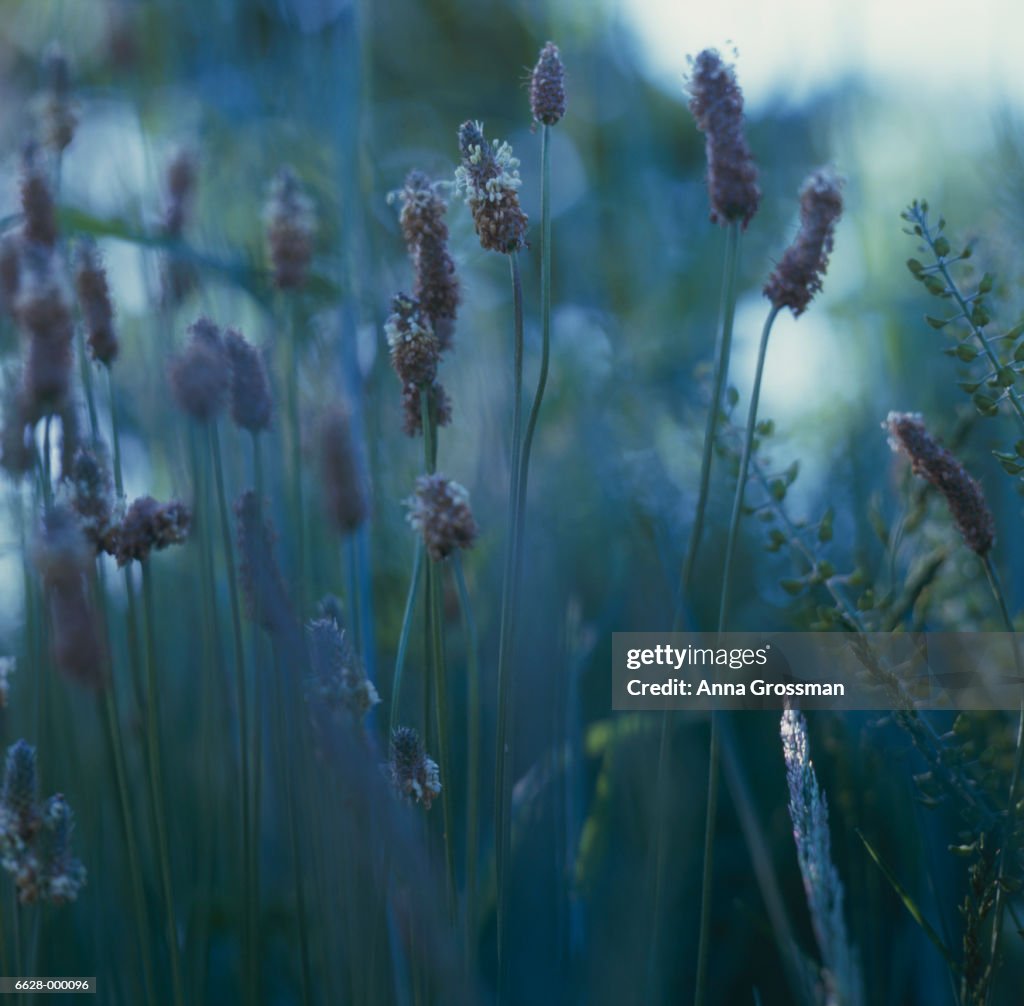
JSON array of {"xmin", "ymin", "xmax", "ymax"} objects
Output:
[
  {"xmin": 687, "ymin": 49, "xmax": 761, "ymax": 229},
  {"xmin": 885, "ymin": 412, "xmax": 995, "ymax": 556},
  {"xmin": 37, "ymin": 44, "xmax": 77, "ymax": 154},
  {"xmin": 224, "ymin": 328, "xmax": 272, "ymax": 433},
  {"xmin": 765, "ymin": 168, "xmax": 844, "ymax": 316},
  {"xmin": 401, "ymin": 379, "xmax": 452, "ymax": 438},
  {"xmin": 455, "ymin": 121, "xmax": 528, "ymax": 254},
  {"xmin": 530, "ymin": 42, "xmax": 567, "ymax": 126},
  {"xmin": 306, "ymin": 617, "xmax": 380, "ymax": 723},
  {"xmin": 114, "ymin": 496, "xmax": 191, "ymax": 566},
  {"xmin": 235, "ymin": 489, "xmax": 292, "ymax": 635},
  {"xmin": 161, "ymin": 149, "xmax": 198, "ymax": 303},
  {"xmin": 393, "ymin": 171, "xmax": 459, "ymax": 350},
  {"xmin": 169, "ymin": 316, "xmax": 229, "ymax": 422},
  {"xmin": 73, "ymin": 240, "xmax": 119, "ymax": 365},
  {"xmin": 318, "ymin": 404, "xmax": 370, "ymax": 534},
  {"xmin": 1, "ymin": 741, "xmax": 39, "ymax": 844},
  {"xmin": 406, "ymin": 473, "xmax": 478, "ymax": 562},
  {"xmin": 19, "ymin": 145, "xmax": 58, "ymax": 249},
  {"xmin": 48, "ymin": 577, "xmax": 107, "ymax": 690},
  {"xmin": 32, "ymin": 505, "xmax": 90, "ymax": 590},
  {"xmin": 385, "ymin": 293, "xmax": 439, "ymax": 387},
  {"xmin": 388, "ymin": 727, "xmax": 441, "ymax": 810},
  {"xmin": 66, "ymin": 447, "xmax": 119, "ymax": 555},
  {"xmin": 34, "ymin": 795, "xmax": 86, "ymax": 905},
  {"xmin": 264, "ymin": 166, "xmax": 316, "ymax": 290}
]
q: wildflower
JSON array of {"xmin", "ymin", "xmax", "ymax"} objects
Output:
[
  {"xmin": 73, "ymin": 240, "xmax": 119, "ymax": 365},
  {"xmin": 401, "ymin": 379, "xmax": 451, "ymax": 438},
  {"xmin": 37, "ymin": 43, "xmax": 77, "ymax": 154},
  {"xmin": 318, "ymin": 405, "xmax": 370, "ymax": 534},
  {"xmin": 264, "ymin": 166, "xmax": 316, "ymax": 290},
  {"xmin": 0, "ymin": 741, "xmax": 39, "ymax": 845},
  {"xmin": 765, "ymin": 168, "xmax": 844, "ymax": 316},
  {"xmin": 224, "ymin": 328, "xmax": 273, "ymax": 433},
  {"xmin": 392, "ymin": 171, "xmax": 459, "ymax": 350},
  {"xmin": 455, "ymin": 120, "xmax": 528, "ymax": 254},
  {"xmin": 530, "ymin": 42, "xmax": 567, "ymax": 126},
  {"xmin": 33, "ymin": 795, "xmax": 86, "ymax": 904},
  {"xmin": 16, "ymin": 247, "xmax": 75, "ymax": 420},
  {"xmin": 687, "ymin": 49, "xmax": 761, "ymax": 229},
  {"xmin": 161, "ymin": 148, "xmax": 198, "ymax": 303},
  {"xmin": 114, "ymin": 496, "xmax": 191, "ymax": 566},
  {"xmin": 781, "ymin": 710, "xmax": 863, "ymax": 1006},
  {"xmin": 388, "ymin": 727, "xmax": 441, "ymax": 810},
  {"xmin": 235, "ymin": 489, "xmax": 292, "ymax": 635},
  {"xmin": 169, "ymin": 316, "xmax": 229, "ymax": 422},
  {"xmin": 885, "ymin": 412, "xmax": 995, "ymax": 556},
  {"xmin": 66, "ymin": 447, "xmax": 119, "ymax": 555},
  {"xmin": 406, "ymin": 473, "xmax": 478, "ymax": 562},
  {"xmin": 306, "ymin": 617, "xmax": 380, "ymax": 723},
  {"xmin": 19, "ymin": 145, "xmax": 58, "ymax": 250},
  {"xmin": 0, "ymin": 658, "xmax": 14, "ymax": 709},
  {"xmin": 385, "ymin": 294, "xmax": 439, "ymax": 387}
]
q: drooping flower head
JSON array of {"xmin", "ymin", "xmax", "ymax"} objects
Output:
[
  {"xmin": 406, "ymin": 473, "xmax": 478, "ymax": 562},
  {"xmin": 687, "ymin": 49, "xmax": 761, "ymax": 229},
  {"xmin": 530, "ymin": 42, "xmax": 567, "ymax": 126},
  {"xmin": 885, "ymin": 412, "xmax": 995, "ymax": 556},
  {"xmin": 455, "ymin": 120, "xmax": 528, "ymax": 254},
  {"xmin": 765, "ymin": 168, "xmax": 844, "ymax": 317}
]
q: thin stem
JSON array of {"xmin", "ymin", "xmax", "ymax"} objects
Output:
[
  {"xmin": 717, "ymin": 304, "xmax": 782, "ymax": 631},
  {"xmin": 390, "ymin": 543, "xmax": 423, "ymax": 737},
  {"xmin": 454, "ymin": 554, "xmax": 480, "ymax": 975},
  {"xmin": 494, "ymin": 250, "xmax": 525, "ymax": 990},
  {"xmin": 248, "ymin": 432, "xmax": 264, "ymax": 1006},
  {"xmin": 429, "ymin": 558, "xmax": 456, "ymax": 916},
  {"xmin": 209, "ymin": 422, "xmax": 252, "ymax": 1002},
  {"xmin": 646, "ymin": 223, "xmax": 742, "ymax": 1001},
  {"xmin": 981, "ymin": 554, "xmax": 1024, "ymax": 1005},
  {"xmin": 106, "ymin": 368, "xmax": 124, "ymax": 499},
  {"xmin": 77, "ymin": 338, "xmax": 99, "ymax": 443},
  {"xmin": 140, "ymin": 561, "xmax": 186, "ymax": 1006},
  {"xmin": 285, "ymin": 297, "xmax": 307, "ymax": 614}
]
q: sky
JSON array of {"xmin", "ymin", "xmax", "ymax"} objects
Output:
[{"xmin": 619, "ymin": 0, "xmax": 1024, "ymax": 111}]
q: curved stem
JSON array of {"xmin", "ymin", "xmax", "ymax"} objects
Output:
[
  {"xmin": 717, "ymin": 304, "xmax": 782, "ymax": 632},
  {"xmin": 495, "ymin": 250, "xmax": 525, "ymax": 990}
]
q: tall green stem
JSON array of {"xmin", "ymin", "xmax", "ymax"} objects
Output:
[
  {"xmin": 981, "ymin": 554, "xmax": 1024, "ymax": 1005},
  {"xmin": 390, "ymin": 543, "xmax": 423, "ymax": 737},
  {"xmin": 454, "ymin": 554, "xmax": 480, "ymax": 975},
  {"xmin": 209, "ymin": 422, "xmax": 252, "ymax": 1000},
  {"xmin": 717, "ymin": 304, "xmax": 782, "ymax": 631},
  {"xmin": 494, "ymin": 250, "xmax": 525, "ymax": 990},
  {"xmin": 646, "ymin": 223, "xmax": 742, "ymax": 1002},
  {"xmin": 140, "ymin": 561, "xmax": 185, "ymax": 1006}
]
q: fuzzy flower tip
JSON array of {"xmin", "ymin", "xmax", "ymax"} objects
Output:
[
  {"xmin": 38, "ymin": 43, "xmax": 77, "ymax": 154},
  {"xmin": 765, "ymin": 168, "xmax": 844, "ymax": 317},
  {"xmin": 406, "ymin": 473, "xmax": 478, "ymax": 561},
  {"xmin": 402, "ymin": 379, "xmax": 452, "ymax": 438},
  {"xmin": 885, "ymin": 412, "xmax": 995, "ymax": 556},
  {"xmin": 264, "ymin": 166, "xmax": 316, "ymax": 291},
  {"xmin": 73, "ymin": 240, "xmax": 119, "ymax": 365},
  {"xmin": 385, "ymin": 293, "xmax": 439, "ymax": 387},
  {"xmin": 306, "ymin": 617, "xmax": 380, "ymax": 723},
  {"xmin": 388, "ymin": 727, "xmax": 441, "ymax": 810},
  {"xmin": 115, "ymin": 496, "xmax": 191, "ymax": 566},
  {"xmin": 318, "ymin": 405, "xmax": 370, "ymax": 534},
  {"xmin": 19, "ymin": 145, "xmax": 58, "ymax": 250},
  {"xmin": 531, "ymin": 42, "xmax": 567, "ymax": 126},
  {"xmin": 687, "ymin": 49, "xmax": 761, "ymax": 229},
  {"xmin": 455, "ymin": 121, "xmax": 528, "ymax": 254},
  {"xmin": 781, "ymin": 710, "xmax": 863, "ymax": 1006},
  {"xmin": 169, "ymin": 317, "xmax": 229, "ymax": 422},
  {"xmin": 392, "ymin": 171, "xmax": 460, "ymax": 350},
  {"xmin": 224, "ymin": 328, "xmax": 272, "ymax": 433}
]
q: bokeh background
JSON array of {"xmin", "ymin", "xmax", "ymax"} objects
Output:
[{"xmin": 0, "ymin": 0, "xmax": 1023, "ymax": 1003}]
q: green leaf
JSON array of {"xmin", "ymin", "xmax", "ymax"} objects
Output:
[
  {"xmin": 973, "ymin": 392, "xmax": 998, "ymax": 415},
  {"xmin": 979, "ymin": 272, "xmax": 995, "ymax": 294},
  {"xmin": 955, "ymin": 343, "xmax": 978, "ymax": 362},
  {"xmin": 971, "ymin": 303, "xmax": 990, "ymax": 327},
  {"xmin": 923, "ymin": 275, "xmax": 947, "ymax": 296},
  {"xmin": 857, "ymin": 589, "xmax": 875, "ymax": 611},
  {"xmin": 1014, "ymin": 341, "xmax": 1024, "ymax": 363},
  {"xmin": 818, "ymin": 506, "xmax": 834, "ymax": 542},
  {"xmin": 934, "ymin": 235, "xmax": 950, "ymax": 257},
  {"xmin": 924, "ymin": 315, "xmax": 948, "ymax": 330},
  {"xmin": 784, "ymin": 460, "xmax": 800, "ymax": 486},
  {"xmin": 770, "ymin": 479, "xmax": 787, "ymax": 501},
  {"xmin": 998, "ymin": 367, "xmax": 1017, "ymax": 388},
  {"xmin": 1005, "ymin": 320, "xmax": 1024, "ymax": 341},
  {"xmin": 856, "ymin": 829, "xmax": 959, "ymax": 972},
  {"xmin": 779, "ymin": 578, "xmax": 805, "ymax": 596},
  {"xmin": 1014, "ymin": 440, "xmax": 1024, "ymax": 457},
  {"xmin": 756, "ymin": 419, "xmax": 775, "ymax": 436},
  {"xmin": 999, "ymin": 457, "xmax": 1024, "ymax": 475},
  {"xmin": 906, "ymin": 258, "xmax": 925, "ymax": 277},
  {"xmin": 957, "ymin": 381, "xmax": 981, "ymax": 393}
]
